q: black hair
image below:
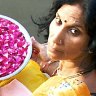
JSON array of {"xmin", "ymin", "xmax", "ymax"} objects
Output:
[
  {"xmin": 32, "ymin": 0, "xmax": 96, "ymax": 69},
  {"xmin": 84, "ymin": 0, "xmax": 96, "ymax": 69}
]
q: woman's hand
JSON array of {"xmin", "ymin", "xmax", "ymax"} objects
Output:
[
  {"xmin": 31, "ymin": 36, "xmax": 50, "ymax": 64},
  {"xmin": 31, "ymin": 36, "xmax": 59, "ymax": 76}
]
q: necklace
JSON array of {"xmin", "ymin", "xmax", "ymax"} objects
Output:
[{"xmin": 56, "ymin": 67, "xmax": 93, "ymax": 79}]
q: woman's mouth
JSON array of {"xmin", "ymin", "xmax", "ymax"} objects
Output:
[{"xmin": 48, "ymin": 46, "xmax": 64, "ymax": 53}]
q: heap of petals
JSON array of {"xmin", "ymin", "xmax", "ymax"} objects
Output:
[{"xmin": 0, "ymin": 18, "xmax": 29, "ymax": 77}]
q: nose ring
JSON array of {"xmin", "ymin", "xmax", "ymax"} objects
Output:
[{"xmin": 59, "ymin": 40, "xmax": 63, "ymax": 45}]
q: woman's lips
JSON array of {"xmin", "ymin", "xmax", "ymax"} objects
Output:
[{"xmin": 48, "ymin": 46, "xmax": 64, "ymax": 53}]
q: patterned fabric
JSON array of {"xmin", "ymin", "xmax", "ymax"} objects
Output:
[
  {"xmin": 33, "ymin": 76, "xmax": 91, "ymax": 96},
  {"xmin": 0, "ymin": 60, "xmax": 92, "ymax": 96}
]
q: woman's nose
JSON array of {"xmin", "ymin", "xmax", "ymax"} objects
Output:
[
  {"xmin": 49, "ymin": 20, "xmax": 65, "ymax": 45},
  {"xmin": 52, "ymin": 30, "xmax": 64, "ymax": 45}
]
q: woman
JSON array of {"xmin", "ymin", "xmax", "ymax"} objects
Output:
[
  {"xmin": 1, "ymin": 0, "xmax": 96, "ymax": 95},
  {"xmin": 32, "ymin": 0, "xmax": 96, "ymax": 95}
]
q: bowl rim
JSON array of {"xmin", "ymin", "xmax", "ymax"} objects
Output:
[{"xmin": 0, "ymin": 15, "xmax": 32, "ymax": 80}]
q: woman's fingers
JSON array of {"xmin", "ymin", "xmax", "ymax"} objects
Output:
[
  {"xmin": 31, "ymin": 36, "xmax": 40, "ymax": 61},
  {"xmin": 40, "ymin": 61, "xmax": 59, "ymax": 76},
  {"xmin": 31, "ymin": 36, "xmax": 41, "ymax": 49},
  {"xmin": 31, "ymin": 36, "xmax": 49, "ymax": 61},
  {"xmin": 31, "ymin": 36, "xmax": 59, "ymax": 76},
  {"xmin": 31, "ymin": 37, "xmax": 52, "ymax": 66}
]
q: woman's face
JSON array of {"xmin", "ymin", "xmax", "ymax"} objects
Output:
[{"xmin": 47, "ymin": 4, "xmax": 90, "ymax": 61}]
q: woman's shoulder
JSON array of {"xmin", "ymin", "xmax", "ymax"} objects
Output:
[{"xmin": 33, "ymin": 75, "xmax": 91, "ymax": 96}]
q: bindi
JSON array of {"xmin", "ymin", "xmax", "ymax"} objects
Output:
[{"xmin": 64, "ymin": 20, "xmax": 67, "ymax": 23}]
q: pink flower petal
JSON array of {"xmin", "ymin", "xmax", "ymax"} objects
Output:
[{"xmin": 0, "ymin": 17, "xmax": 29, "ymax": 77}]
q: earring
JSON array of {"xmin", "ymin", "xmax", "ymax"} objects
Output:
[{"xmin": 88, "ymin": 48, "xmax": 93, "ymax": 54}]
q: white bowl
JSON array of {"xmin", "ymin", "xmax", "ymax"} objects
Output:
[{"xmin": 0, "ymin": 15, "xmax": 32, "ymax": 80}]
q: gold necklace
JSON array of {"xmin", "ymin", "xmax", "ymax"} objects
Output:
[{"xmin": 56, "ymin": 67, "xmax": 93, "ymax": 79}]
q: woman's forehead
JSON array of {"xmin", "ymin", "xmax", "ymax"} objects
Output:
[
  {"xmin": 58, "ymin": 4, "xmax": 83, "ymax": 17},
  {"xmin": 57, "ymin": 4, "xmax": 84, "ymax": 24}
]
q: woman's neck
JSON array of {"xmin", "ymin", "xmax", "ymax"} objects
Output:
[
  {"xmin": 57, "ymin": 54, "xmax": 92, "ymax": 77},
  {"xmin": 57, "ymin": 60, "xmax": 81, "ymax": 77},
  {"xmin": 57, "ymin": 60, "xmax": 96, "ymax": 93}
]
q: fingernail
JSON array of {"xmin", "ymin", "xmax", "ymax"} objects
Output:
[
  {"xmin": 48, "ymin": 61, "xmax": 53, "ymax": 64},
  {"xmin": 31, "ymin": 36, "xmax": 35, "ymax": 41},
  {"xmin": 32, "ymin": 48, "xmax": 39, "ymax": 55},
  {"xmin": 42, "ymin": 64, "xmax": 46, "ymax": 68}
]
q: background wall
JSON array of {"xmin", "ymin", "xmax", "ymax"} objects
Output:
[{"xmin": 0, "ymin": 0, "xmax": 52, "ymax": 43}]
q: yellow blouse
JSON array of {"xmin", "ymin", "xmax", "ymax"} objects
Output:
[
  {"xmin": 0, "ymin": 60, "xmax": 48, "ymax": 92},
  {"xmin": 33, "ymin": 75, "xmax": 91, "ymax": 96},
  {"xmin": 0, "ymin": 60, "xmax": 91, "ymax": 96}
]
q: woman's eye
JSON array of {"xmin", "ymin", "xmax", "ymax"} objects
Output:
[
  {"xmin": 55, "ymin": 17, "xmax": 62, "ymax": 25},
  {"xmin": 69, "ymin": 28, "xmax": 80, "ymax": 36}
]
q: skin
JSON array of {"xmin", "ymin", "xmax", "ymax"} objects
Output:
[
  {"xmin": 48, "ymin": 4, "xmax": 89, "ymax": 61},
  {"xmin": 31, "ymin": 4, "xmax": 96, "ymax": 92},
  {"xmin": 47, "ymin": 4, "xmax": 96, "ymax": 92},
  {"xmin": 47, "ymin": 4, "xmax": 91, "ymax": 68},
  {"xmin": 31, "ymin": 37, "xmax": 59, "ymax": 76}
]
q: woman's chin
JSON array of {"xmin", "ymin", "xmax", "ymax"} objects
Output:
[{"xmin": 47, "ymin": 50, "xmax": 60, "ymax": 61}]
